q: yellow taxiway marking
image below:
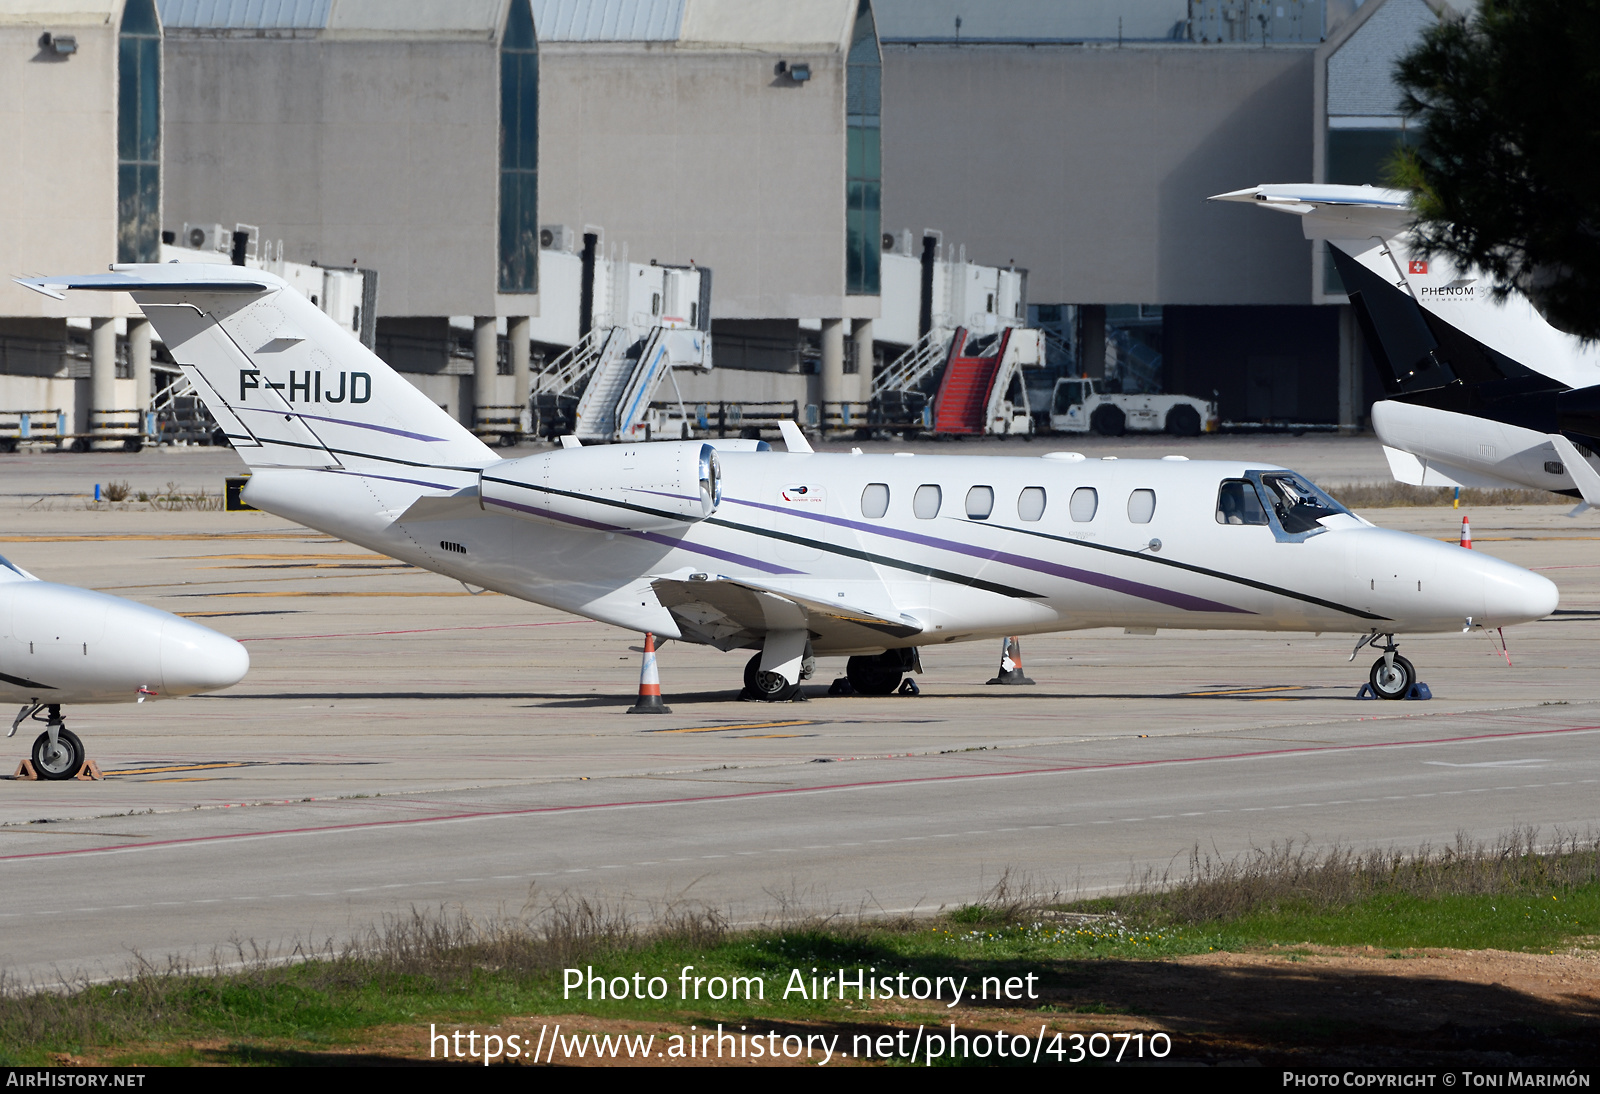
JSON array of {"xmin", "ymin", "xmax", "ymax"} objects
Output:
[
  {"xmin": 198, "ymin": 590, "xmax": 499, "ymax": 598},
  {"xmin": 645, "ymin": 720, "xmax": 817, "ymax": 735},
  {"xmin": 184, "ymin": 553, "xmax": 392, "ymax": 561},
  {"xmin": 199, "ymin": 563, "xmax": 413, "ymax": 570},
  {"xmin": 104, "ymin": 762, "xmax": 248, "ymax": 776},
  {"xmin": 1183, "ymin": 685, "xmax": 1309, "ymax": 697},
  {"xmin": 0, "ymin": 533, "xmax": 331, "ymax": 542}
]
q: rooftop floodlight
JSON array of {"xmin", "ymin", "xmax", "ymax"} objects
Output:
[
  {"xmin": 789, "ymin": 62, "xmax": 811, "ymax": 83},
  {"xmin": 39, "ymin": 32, "xmax": 77, "ymax": 55}
]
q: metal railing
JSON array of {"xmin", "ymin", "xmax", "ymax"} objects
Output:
[
  {"xmin": 872, "ymin": 329, "xmax": 951, "ymax": 397},
  {"xmin": 533, "ymin": 328, "xmax": 606, "ymax": 398}
]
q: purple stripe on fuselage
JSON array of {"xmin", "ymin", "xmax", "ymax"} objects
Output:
[
  {"xmin": 483, "ymin": 494, "xmax": 803, "ymax": 575},
  {"xmin": 726, "ymin": 497, "xmax": 1251, "ymax": 615},
  {"xmin": 236, "ymin": 404, "xmax": 449, "ymax": 443}
]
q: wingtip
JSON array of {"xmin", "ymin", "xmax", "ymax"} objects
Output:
[{"xmin": 12, "ymin": 277, "xmax": 65, "ymax": 301}]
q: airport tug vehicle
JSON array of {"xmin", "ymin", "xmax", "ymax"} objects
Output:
[{"xmin": 18, "ymin": 266, "xmax": 1559, "ymax": 704}]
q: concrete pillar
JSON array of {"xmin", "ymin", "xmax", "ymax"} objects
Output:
[
  {"xmin": 851, "ymin": 318, "xmax": 874, "ymax": 405},
  {"xmin": 1078, "ymin": 305, "xmax": 1106, "ymax": 379},
  {"xmin": 507, "ymin": 315, "xmax": 531, "ymax": 434},
  {"xmin": 90, "ymin": 317, "xmax": 116, "ymax": 435},
  {"xmin": 1338, "ymin": 304, "xmax": 1360, "ymax": 433},
  {"xmin": 473, "ymin": 315, "xmax": 498, "ymax": 431},
  {"xmin": 127, "ymin": 317, "xmax": 152, "ymax": 411},
  {"xmin": 820, "ymin": 318, "xmax": 846, "ymax": 415}
]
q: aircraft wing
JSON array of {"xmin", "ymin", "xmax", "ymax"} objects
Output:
[
  {"xmin": 1209, "ymin": 184, "xmax": 1413, "ymax": 242},
  {"xmin": 649, "ymin": 573, "xmax": 922, "ymax": 651}
]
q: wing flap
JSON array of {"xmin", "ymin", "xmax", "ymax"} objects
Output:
[{"xmin": 650, "ymin": 574, "xmax": 922, "ymax": 651}]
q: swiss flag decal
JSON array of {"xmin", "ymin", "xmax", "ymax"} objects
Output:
[{"xmin": 1408, "ymin": 259, "xmax": 1428, "ymax": 275}]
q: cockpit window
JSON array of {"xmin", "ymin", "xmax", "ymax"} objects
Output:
[
  {"xmin": 1216, "ymin": 480, "xmax": 1270, "ymax": 526},
  {"xmin": 1258, "ymin": 473, "xmax": 1349, "ymax": 534},
  {"xmin": 0, "ymin": 553, "xmax": 25, "ymax": 577}
]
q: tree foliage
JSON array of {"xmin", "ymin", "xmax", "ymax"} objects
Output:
[{"xmin": 1391, "ymin": 0, "xmax": 1600, "ymax": 339}]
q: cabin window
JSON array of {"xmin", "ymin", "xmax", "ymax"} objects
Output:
[
  {"xmin": 913, "ymin": 484, "xmax": 942, "ymax": 519},
  {"xmin": 860, "ymin": 482, "xmax": 889, "ymax": 519},
  {"xmin": 965, "ymin": 486, "xmax": 994, "ymax": 520},
  {"xmin": 1216, "ymin": 479, "xmax": 1270, "ymax": 526},
  {"xmin": 1069, "ymin": 487, "xmax": 1097, "ymax": 522},
  {"xmin": 1127, "ymin": 489, "xmax": 1156, "ymax": 524},
  {"xmin": 1017, "ymin": 486, "xmax": 1046, "ymax": 522}
]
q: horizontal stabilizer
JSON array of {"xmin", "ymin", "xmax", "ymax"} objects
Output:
[
  {"xmin": 651, "ymin": 573, "xmax": 920, "ymax": 651},
  {"xmin": 19, "ymin": 263, "xmax": 496, "ymax": 478},
  {"xmin": 1381, "ymin": 445, "xmax": 1526, "ymax": 492},
  {"xmin": 1210, "ymin": 184, "xmax": 1413, "ymax": 242},
  {"xmin": 14, "ymin": 267, "xmax": 272, "ymax": 300}
]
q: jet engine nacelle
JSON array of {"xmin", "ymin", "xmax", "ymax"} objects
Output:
[{"xmin": 479, "ymin": 441, "xmax": 723, "ymax": 532}]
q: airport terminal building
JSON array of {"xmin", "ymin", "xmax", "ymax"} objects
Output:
[{"xmin": 0, "ymin": 0, "xmax": 1461, "ymax": 442}]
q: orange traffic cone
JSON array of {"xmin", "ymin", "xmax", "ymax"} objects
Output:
[
  {"xmin": 1460, "ymin": 515, "xmax": 1472, "ymax": 549},
  {"xmin": 986, "ymin": 636, "xmax": 1036, "ymax": 685},
  {"xmin": 626, "ymin": 632, "xmax": 672, "ymax": 714}
]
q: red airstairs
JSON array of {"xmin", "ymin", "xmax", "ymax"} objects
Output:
[{"xmin": 932, "ymin": 327, "xmax": 1013, "ymax": 434}]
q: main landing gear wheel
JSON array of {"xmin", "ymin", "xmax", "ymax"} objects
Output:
[
  {"xmin": 1369, "ymin": 654, "xmax": 1416, "ymax": 701},
  {"xmin": 31, "ymin": 726, "xmax": 84, "ymax": 780},
  {"xmin": 743, "ymin": 652, "xmax": 800, "ymax": 702},
  {"xmin": 846, "ymin": 653, "xmax": 904, "ymax": 696}
]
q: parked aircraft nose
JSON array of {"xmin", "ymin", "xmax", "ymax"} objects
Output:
[
  {"xmin": 1481, "ymin": 557, "xmax": 1559, "ymax": 627},
  {"xmin": 159, "ymin": 616, "xmax": 249, "ymax": 696}
]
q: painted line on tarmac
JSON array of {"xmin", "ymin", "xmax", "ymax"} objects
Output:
[
  {"xmin": 643, "ymin": 720, "xmax": 818, "ymax": 735},
  {"xmin": 0, "ymin": 533, "xmax": 327, "ymax": 542},
  {"xmin": 4, "ymin": 721, "xmax": 1599, "ymax": 865},
  {"xmin": 240, "ymin": 619, "xmax": 592, "ymax": 642},
  {"xmin": 171, "ymin": 590, "xmax": 499, "ymax": 598},
  {"xmin": 5, "ymin": 777, "xmax": 1597, "ymax": 920}
]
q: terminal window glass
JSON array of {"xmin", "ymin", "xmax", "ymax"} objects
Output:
[
  {"xmin": 965, "ymin": 486, "xmax": 993, "ymax": 520},
  {"xmin": 913, "ymin": 485, "xmax": 941, "ymax": 519},
  {"xmin": 1069, "ymin": 487, "xmax": 1097, "ymax": 523},
  {"xmin": 117, "ymin": 0, "xmax": 160, "ymax": 264},
  {"xmin": 1127, "ymin": 489, "xmax": 1156, "ymax": 524},
  {"xmin": 1017, "ymin": 487, "xmax": 1046, "ymax": 522},
  {"xmin": 1216, "ymin": 480, "xmax": 1269, "ymax": 525},
  {"xmin": 846, "ymin": 0, "xmax": 881, "ymax": 296},
  {"xmin": 499, "ymin": 0, "xmax": 539, "ymax": 293},
  {"xmin": 860, "ymin": 482, "xmax": 889, "ymax": 519}
]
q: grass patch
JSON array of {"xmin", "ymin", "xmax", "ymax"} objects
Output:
[
  {"xmin": 4, "ymin": 832, "xmax": 1599, "ymax": 1065},
  {"xmin": 1321, "ymin": 481, "xmax": 1569, "ymax": 508},
  {"xmin": 1073, "ymin": 828, "xmax": 1600, "ymax": 951}
]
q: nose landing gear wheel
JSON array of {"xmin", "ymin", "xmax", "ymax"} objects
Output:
[
  {"xmin": 1369, "ymin": 654, "xmax": 1416, "ymax": 701},
  {"xmin": 743, "ymin": 653, "xmax": 800, "ymax": 702},
  {"xmin": 31, "ymin": 727, "xmax": 85, "ymax": 780}
]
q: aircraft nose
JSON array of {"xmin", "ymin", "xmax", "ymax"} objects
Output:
[
  {"xmin": 1481, "ymin": 562, "xmax": 1559, "ymax": 627},
  {"xmin": 159, "ymin": 617, "xmax": 250, "ymax": 696}
]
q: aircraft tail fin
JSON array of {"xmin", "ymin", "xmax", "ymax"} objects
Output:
[{"xmin": 15, "ymin": 265, "xmax": 497, "ymax": 474}]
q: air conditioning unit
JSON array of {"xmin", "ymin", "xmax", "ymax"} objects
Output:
[
  {"xmin": 181, "ymin": 223, "xmax": 229, "ymax": 253},
  {"xmin": 539, "ymin": 224, "xmax": 575, "ymax": 253},
  {"xmin": 881, "ymin": 229, "xmax": 915, "ymax": 257}
]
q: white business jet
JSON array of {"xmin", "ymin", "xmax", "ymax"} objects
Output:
[
  {"xmin": 1212, "ymin": 184, "xmax": 1600, "ymax": 509},
  {"xmin": 17, "ymin": 266, "xmax": 1558, "ymax": 703},
  {"xmin": 0, "ymin": 552, "xmax": 249, "ymax": 778}
]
